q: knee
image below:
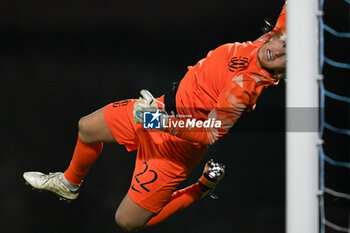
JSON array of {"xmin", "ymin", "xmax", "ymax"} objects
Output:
[
  {"xmin": 78, "ymin": 116, "xmax": 93, "ymax": 143},
  {"xmin": 115, "ymin": 211, "xmax": 144, "ymax": 232}
]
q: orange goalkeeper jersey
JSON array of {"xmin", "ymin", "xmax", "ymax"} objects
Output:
[{"xmin": 165, "ymin": 3, "xmax": 286, "ymax": 145}]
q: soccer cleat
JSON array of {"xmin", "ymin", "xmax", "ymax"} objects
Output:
[
  {"xmin": 23, "ymin": 172, "xmax": 80, "ymax": 202},
  {"xmin": 198, "ymin": 159, "xmax": 225, "ymax": 199}
]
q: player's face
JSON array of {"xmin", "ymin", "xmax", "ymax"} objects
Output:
[{"xmin": 257, "ymin": 37, "xmax": 286, "ymax": 75}]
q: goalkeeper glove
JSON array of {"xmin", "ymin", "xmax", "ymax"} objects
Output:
[{"xmin": 133, "ymin": 89, "xmax": 160, "ymax": 123}]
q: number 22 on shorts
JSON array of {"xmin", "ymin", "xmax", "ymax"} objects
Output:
[{"xmin": 131, "ymin": 162, "xmax": 158, "ymax": 193}]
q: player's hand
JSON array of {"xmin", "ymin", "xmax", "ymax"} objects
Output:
[{"xmin": 133, "ymin": 89, "xmax": 158, "ymax": 124}]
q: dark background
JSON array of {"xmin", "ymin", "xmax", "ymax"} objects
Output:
[{"xmin": 1, "ymin": 1, "xmax": 348, "ymax": 233}]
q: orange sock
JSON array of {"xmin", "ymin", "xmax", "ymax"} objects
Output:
[
  {"xmin": 64, "ymin": 135, "xmax": 103, "ymax": 185},
  {"xmin": 146, "ymin": 183, "xmax": 203, "ymax": 227}
]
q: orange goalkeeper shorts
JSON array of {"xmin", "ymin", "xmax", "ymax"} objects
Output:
[{"xmin": 104, "ymin": 96, "xmax": 208, "ymax": 213}]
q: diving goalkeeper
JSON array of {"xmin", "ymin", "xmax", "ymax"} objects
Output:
[{"xmin": 23, "ymin": 2, "xmax": 286, "ymax": 232}]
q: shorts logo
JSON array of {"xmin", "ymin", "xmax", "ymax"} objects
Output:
[{"xmin": 143, "ymin": 110, "xmax": 162, "ymax": 129}]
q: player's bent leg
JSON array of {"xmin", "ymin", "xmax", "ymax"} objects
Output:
[
  {"xmin": 78, "ymin": 107, "xmax": 116, "ymax": 144},
  {"xmin": 23, "ymin": 106, "xmax": 118, "ymax": 201},
  {"xmin": 64, "ymin": 106, "xmax": 118, "ymax": 186},
  {"xmin": 145, "ymin": 160, "xmax": 225, "ymax": 227},
  {"xmin": 115, "ymin": 194, "xmax": 154, "ymax": 232}
]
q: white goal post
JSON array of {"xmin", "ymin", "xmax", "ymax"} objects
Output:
[{"xmin": 286, "ymin": 0, "xmax": 319, "ymax": 233}]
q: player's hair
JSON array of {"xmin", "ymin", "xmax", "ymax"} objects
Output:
[
  {"xmin": 262, "ymin": 18, "xmax": 285, "ymax": 39},
  {"xmin": 262, "ymin": 18, "xmax": 274, "ymax": 33}
]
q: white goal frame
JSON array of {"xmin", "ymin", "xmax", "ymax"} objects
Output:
[{"xmin": 286, "ymin": 0, "xmax": 319, "ymax": 233}]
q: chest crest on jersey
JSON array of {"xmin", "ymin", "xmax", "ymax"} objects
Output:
[{"xmin": 228, "ymin": 56, "xmax": 249, "ymax": 72}]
